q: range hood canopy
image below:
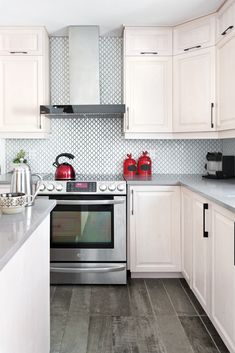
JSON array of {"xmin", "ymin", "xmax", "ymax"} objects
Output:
[{"xmin": 41, "ymin": 25, "xmax": 125, "ymax": 116}]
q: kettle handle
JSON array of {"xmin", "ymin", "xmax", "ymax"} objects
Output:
[{"xmin": 53, "ymin": 153, "xmax": 75, "ymax": 167}]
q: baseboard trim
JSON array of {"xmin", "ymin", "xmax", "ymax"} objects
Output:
[{"xmin": 131, "ymin": 272, "xmax": 183, "ymax": 278}]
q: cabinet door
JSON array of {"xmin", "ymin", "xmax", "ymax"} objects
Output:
[
  {"xmin": 124, "ymin": 56, "xmax": 172, "ymax": 133},
  {"xmin": 0, "ymin": 56, "xmax": 47, "ymax": 132},
  {"xmin": 0, "ymin": 27, "xmax": 44, "ymax": 55},
  {"xmin": 181, "ymin": 188, "xmax": 193, "ymax": 285},
  {"xmin": 173, "ymin": 47, "xmax": 215, "ymax": 132},
  {"xmin": 192, "ymin": 194, "xmax": 211, "ymax": 311},
  {"xmin": 217, "ymin": 0, "xmax": 235, "ymax": 42},
  {"xmin": 174, "ymin": 14, "xmax": 215, "ymax": 55},
  {"xmin": 211, "ymin": 204, "xmax": 235, "ymax": 352},
  {"xmin": 129, "ymin": 186, "xmax": 181, "ymax": 272},
  {"xmin": 124, "ymin": 27, "xmax": 172, "ymax": 56},
  {"xmin": 217, "ymin": 34, "xmax": 235, "ymax": 131}
]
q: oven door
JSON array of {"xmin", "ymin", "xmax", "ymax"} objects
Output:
[{"xmin": 49, "ymin": 195, "xmax": 126, "ymax": 262}]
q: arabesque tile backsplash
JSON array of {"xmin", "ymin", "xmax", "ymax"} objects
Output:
[{"xmin": 5, "ymin": 37, "xmax": 224, "ymax": 174}]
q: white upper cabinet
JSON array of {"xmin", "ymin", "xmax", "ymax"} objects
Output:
[
  {"xmin": 124, "ymin": 27, "xmax": 172, "ymax": 56},
  {"xmin": 173, "ymin": 47, "xmax": 215, "ymax": 132},
  {"xmin": 0, "ymin": 27, "xmax": 47, "ymax": 55},
  {"xmin": 174, "ymin": 15, "xmax": 216, "ymax": 55},
  {"xmin": 124, "ymin": 56, "xmax": 172, "ymax": 133},
  {"xmin": 0, "ymin": 27, "xmax": 50, "ymax": 137},
  {"xmin": 217, "ymin": 33, "xmax": 235, "ymax": 131},
  {"xmin": 217, "ymin": 0, "xmax": 235, "ymax": 43}
]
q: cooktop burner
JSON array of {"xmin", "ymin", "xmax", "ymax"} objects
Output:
[{"xmin": 41, "ymin": 173, "xmax": 124, "ymax": 182}]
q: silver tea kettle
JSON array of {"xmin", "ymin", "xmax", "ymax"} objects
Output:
[{"xmin": 10, "ymin": 159, "xmax": 42, "ymax": 206}]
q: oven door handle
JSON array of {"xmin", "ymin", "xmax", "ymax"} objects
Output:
[
  {"xmin": 50, "ymin": 265, "xmax": 126, "ymax": 273},
  {"xmin": 56, "ymin": 199, "xmax": 126, "ymax": 205}
]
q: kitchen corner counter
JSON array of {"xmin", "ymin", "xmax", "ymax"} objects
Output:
[
  {"xmin": 0, "ymin": 199, "xmax": 56, "ymax": 271},
  {"xmin": 125, "ymin": 174, "xmax": 235, "ymax": 213}
]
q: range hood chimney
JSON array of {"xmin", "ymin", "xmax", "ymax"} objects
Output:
[{"xmin": 40, "ymin": 26, "xmax": 125, "ymax": 116}]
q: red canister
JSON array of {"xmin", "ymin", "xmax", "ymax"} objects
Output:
[
  {"xmin": 123, "ymin": 154, "xmax": 137, "ymax": 177},
  {"xmin": 137, "ymin": 151, "xmax": 152, "ymax": 176}
]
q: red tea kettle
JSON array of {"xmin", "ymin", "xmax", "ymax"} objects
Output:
[
  {"xmin": 53, "ymin": 153, "xmax": 76, "ymax": 180},
  {"xmin": 123, "ymin": 153, "xmax": 137, "ymax": 177},
  {"xmin": 137, "ymin": 151, "xmax": 152, "ymax": 176}
]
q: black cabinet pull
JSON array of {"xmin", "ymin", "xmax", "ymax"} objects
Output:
[
  {"xmin": 211, "ymin": 103, "xmax": 214, "ymax": 129},
  {"xmin": 203, "ymin": 203, "xmax": 208, "ymax": 238},
  {"xmin": 140, "ymin": 51, "xmax": 158, "ymax": 55},
  {"xmin": 184, "ymin": 45, "xmax": 201, "ymax": 52},
  {"xmin": 221, "ymin": 25, "xmax": 234, "ymax": 36},
  {"xmin": 9, "ymin": 51, "xmax": 28, "ymax": 54}
]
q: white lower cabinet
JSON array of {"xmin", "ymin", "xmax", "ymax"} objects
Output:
[
  {"xmin": 181, "ymin": 187, "xmax": 193, "ymax": 285},
  {"xmin": 181, "ymin": 188, "xmax": 211, "ymax": 310},
  {"xmin": 192, "ymin": 193, "xmax": 211, "ymax": 311},
  {"xmin": 211, "ymin": 204, "xmax": 235, "ymax": 353},
  {"xmin": 129, "ymin": 186, "xmax": 181, "ymax": 273}
]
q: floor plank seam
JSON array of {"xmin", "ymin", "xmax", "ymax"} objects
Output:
[{"xmin": 178, "ymin": 282, "xmax": 223, "ymax": 353}]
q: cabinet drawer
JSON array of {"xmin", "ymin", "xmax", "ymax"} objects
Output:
[
  {"xmin": 124, "ymin": 27, "xmax": 172, "ymax": 56},
  {"xmin": 217, "ymin": 0, "xmax": 235, "ymax": 42},
  {"xmin": 174, "ymin": 15, "xmax": 216, "ymax": 55},
  {"xmin": 0, "ymin": 27, "xmax": 46, "ymax": 55}
]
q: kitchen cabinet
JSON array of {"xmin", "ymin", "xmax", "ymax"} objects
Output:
[
  {"xmin": 173, "ymin": 47, "xmax": 215, "ymax": 132},
  {"xmin": 181, "ymin": 187, "xmax": 193, "ymax": 285},
  {"xmin": 211, "ymin": 204, "xmax": 235, "ymax": 353},
  {"xmin": 124, "ymin": 56, "xmax": 172, "ymax": 133},
  {"xmin": 129, "ymin": 186, "xmax": 181, "ymax": 273},
  {"xmin": 217, "ymin": 32, "xmax": 235, "ymax": 131},
  {"xmin": 0, "ymin": 27, "xmax": 47, "ymax": 55},
  {"xmin": 217, "ymin": 0, "xmax": 235, "ymax": 43},
  {"xmin": 174, "ymin": 14, "xmax": 215, "ymax": 55},
  {"xmin": 124, "ymin": 27, "xmax": 172, "ymax": 56},
  {"xmin": 0, "ymin": 216, "xmax": 50, "ymax": 353},
  {"xmin": 0, "ymin": 27, "xmax": 50, "ymax": 138},
  {"xmin": 192, "ymin": 193, "xmax": 211, "ymax": 312}
]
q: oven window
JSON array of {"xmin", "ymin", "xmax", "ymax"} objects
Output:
[{"xmin": 51, "ymin": 205, "xmax": 114, "ymax": 248}]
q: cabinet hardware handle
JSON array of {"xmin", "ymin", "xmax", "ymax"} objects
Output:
[
  {"xmin": 221, "ymin": 25, "xmax": 234, "ymax": 36},
  {"xmin": 211, "ymin": 103, "xmax": 214, "ymax": 129},
  {"xmin": 203, "ymin": 203, "xmax": 208, "ymax": 238},
  {"xmin": 131, "ymin": 189, "xmax": 134, "ymax": 215},
  {"xmin": 184, "ymin": 45, "xmax": 201, "ymax": 52},
  {"xmin": 39, "ymin": 115, "xmax": 42, "ymax": 129},
  {"xmin": 9, "ymin": 51, "xmax": 28, "ymax": 54},
  {"xmin": 140, "ymin": 51, "xmax": 158, "ymax": 55},
  {"xmin": 126, "ymin": 107, "xmax": 130, "ymax": 130}
]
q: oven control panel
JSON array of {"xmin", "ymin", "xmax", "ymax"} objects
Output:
[
  {"xmin": 67, "ymin": 182, "xmax": 96, "ymax": 192},
  {"xmin": 38, "ymin": 180, "xmax": 126, "ymax": 195}
]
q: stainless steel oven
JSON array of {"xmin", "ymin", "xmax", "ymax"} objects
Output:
[{"xmin": 38, "ymin": 176, "xmax": 127, "ymax": 284}]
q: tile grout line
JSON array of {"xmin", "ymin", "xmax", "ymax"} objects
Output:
[
  {"xmin": 143, "ymin": 279, "xmax": 168, "ymax": 353},
  {"xmin": 179, "ymin": 280, "xmax": 221, "ymax": 353},
  {"xmin": 161, "ymin": 279, "xmax": 195, "ymax": 353}
]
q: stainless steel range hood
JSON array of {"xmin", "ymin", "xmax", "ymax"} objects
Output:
[{"xmin": 40, "ymin": 26, "xmax": 125, "ymax": 117}]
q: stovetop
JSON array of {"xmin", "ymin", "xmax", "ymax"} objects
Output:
[{"xmin": 41, "ymin": 173, "xmax": 124, "ymax": 182}]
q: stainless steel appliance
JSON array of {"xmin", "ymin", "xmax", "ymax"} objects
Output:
[
  {"xmin": 203, "ymin": 152, "xmax": 235, "ymax": 179},
  {"xmin": 38, "ymin": 174, "xmax": 127, "ymax": 284},
  {"xmin": 10, "ymin": 160, "xmax": 42, "ymax": 206}
]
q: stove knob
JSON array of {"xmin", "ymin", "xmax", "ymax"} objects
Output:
[
  {"xmin": 56, "ymin": 184, "xmax": 63, "ymax": 191},
  {"xmin": 117, "ymin": 183, "xmax": 125, "ymax": 192},
  {"xmin": 47, "ymin": 183, "xmax": 54, "ymax": 191},
  {"xmin": 39, "ymin": 183, "xmax": 46, "ymax": 191},
  {"xmin": 108, "ymin": 184, "xmax": 116, "ymax": 191},
  {"xmin": 99, "ymin": 184, "xmax": 107, "ymax": 192}
]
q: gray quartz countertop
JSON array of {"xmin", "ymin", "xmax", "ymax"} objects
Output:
[
  {"xmin": 0, "ymin": 199, "xmax": 56, "ymax": 271},
  {"xmin": 125, "ymin": 174, "xmax": 235, "ymax": 213}
]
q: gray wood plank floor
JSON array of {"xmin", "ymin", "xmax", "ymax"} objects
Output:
[{"xmin": 50, "ymin": 278, "xmax": 229, "ymax": 353}]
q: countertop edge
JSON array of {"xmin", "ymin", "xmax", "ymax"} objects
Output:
[{"xmin": 0, "ymin": 199, "xmax": 56, "ymax": 272}]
